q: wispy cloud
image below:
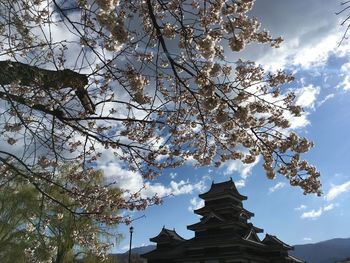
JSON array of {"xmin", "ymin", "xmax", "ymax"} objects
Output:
[
  {"xmin": 303, "ymin": 237, "xmax": 313, "ymax": 242},
  {"xmin": 294, "ymin": 204, "xmax": 307, "ymax": 211},
  {"xmin": 300, "ymin": 203, "xmax": 336, "ymax": 219},
  {"xmin": 188, "ymin": 197, "xmax": 204, "ymax": 212},
  {"xmin": 340, "ymin": 75, "xmax": 350, "ymax": 91},
  {"xmin": 340, "ymin": 62, "xmax": 350, "ymax": 91},
  {"xmin": 325, "ymin": 181, "xmax": 350, "ymax": 201},
  {"xmin": 169, "ymin": 172, "xmax": 178, "ymax": 179},
  {"xmin": 301, "ymin": 208, "xmax": 323, "ymax": 219},
  {"xmin": 323, "ymin": 203, "xmax": 335, "ymax": 211},
  {"xmin": 317, "ymin": 93, "xmax": 335, "ymax": 107},
  {"xmin": 269, "ymin": 182, "xmax": 286, "ymax": 193}
]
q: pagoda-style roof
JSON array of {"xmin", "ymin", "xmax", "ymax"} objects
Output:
[
  {"xmin": 262, "ymin": 234, "xmax": 292, "ymax": 250},
  {"xmin": 199, "ymin": 178, "xmax": 247, "ymax": 201},
  {"xmin": 240, "ymin": 208, "xmax": 254, "ymax": 218},
  {"xmin": 142, "ymin": 178, "xmax": 305, "ymax": 263},
  {"xmin": 194, "ymin": 203, "xmax": 254, "ymax": 217},
  {"xmin": 150, "ymin": 227, "xmax": 185, "ymax": 243},
  {"xmin": 187, "ymin": 218, "xmax": 263, "ymax": 233},
  {"xmin": 244, "ymin": 228, "xmax": 262, "ymax": 243}
]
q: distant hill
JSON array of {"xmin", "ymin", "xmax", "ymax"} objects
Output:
[
  {"xmin": 109, "ymin": 245, "xmax": 155, "ymax": 263},
  {"xmin": 113, "ymin": 238, "xmax": 350, "ymax": 263},
  {"xmin": 291, "ymin": 237, "xmax": 350, "ymax": 263},
  {"xmin": 127, "ymin": 245, "xmax": 156, "ymax": 255}
]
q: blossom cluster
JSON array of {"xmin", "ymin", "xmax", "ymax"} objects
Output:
[{"xmin": 95, "ymin": 0, "xmax": 127, "ymax": 51}]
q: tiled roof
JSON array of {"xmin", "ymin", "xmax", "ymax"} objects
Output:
[
  {"xmin": 199, "ymin": 178, "xmax": 247, "ymax": 200},
  {"xmin": 244, "ymin": 228, "xmax": 262, "ymax": 243},
  {"xmin": 286, "ymin": 255, "xmax": 306, "ymax": 263},
  {"xmin": 262, "ymin": 234, "xmax": 292, "ymax": 250},
  {"xmin": 150, "ymin": 227, "xmax": 185, "ymax": 243}
]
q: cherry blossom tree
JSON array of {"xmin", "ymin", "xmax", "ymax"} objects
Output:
[
  {"xmin": 337, "ymin": 1, "xmax": 350, "ymax": 44},
  {"xmin": 0, "ymin": 0, "xmax": 321, "ymax": 232}
]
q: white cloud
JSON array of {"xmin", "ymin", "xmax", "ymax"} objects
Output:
[
  {"xmin": 338, "ymin": 62, "xmax": 350, "ymax": 91},
  {"xmin": 301, "ymin": 208, "xmax": 323, "ymax": 219},
  {"xmin": 340, "ymin": 75, "xmax": 350, "ymax": 91},
  {"xmin": 283, "ymin": 111, "xmax": 310, "ymax": 130},
  {"xmin": 249, "ymin": 0, "xmax": 344, "ymax": 72},
  {"xmin": 184, "ymin": 156, "xmax": 199, "ymax": 166},
  {"xmin": 188, "ymin": 197, "xmax": 204, "ymax": 212},
  {"xmin": 142, "ymin": 179, "xmax": 205, "ymax": 198},
  {"xmin": 295, "ymin": 85, "xmax": 320, "ymax": 109},
  {"xmin": 341, "ymin": 62, "xmax": 350, "ymax": 72},
  {"xmin": 325, "ymin": 181, "xmax": 350, "ymax": 201},
  {"xmin": 292, "ymin": 34, "xmax": 341, "ymax": 69},
  {"xmin": 303, "ymin": 237, "xmax": 313, "ymax": 242},
  {"xmin": 120, "ymin": 245, "xmax": 131, "ymax": 252},
  {"xmin": 170, "ymin": 180, "xmax": 205, "ymax": 195},
  {"xmin": 222, "ymin": 156, "xmax": 261, "ymax": 188},
  {"xmin": 223, "ymin": 156, "xmax": 260, "ymax": 179},
  {"xmin": 294, "ymin": 204, "xmax": 307, "ymax": 211},
  {"xmin": 268, "ymin": 182, "xmax": 286, "ymax": 193},
  {"xmin": 300, "ymin": 203, "xmax": 336, "ymax": 219},
  {"xmin": 323, "ymin": 203, "xmax": 335, "ymax": 211},
  {"xmin": 317, "ymin": 93, "xmax": 335, "ymax": 107},
  {"xmin": 169, "ymin": 172, "xmax": 178, "ymax": 179},
  {"xmin": 341, "ymin": 64, "xmax": 350, "ymax": 86},
  {"xmin": 100, "ymin": 160, "xmax": 205, "ymax": 199},
  {"xmin": 254, "ymin": 30, "xmax": 342, "ymax": 71},
  {"xmin": 99, "ymin": 162, "xmax": 144, "ymax": 193},
  {"xmin": 234, "ymin": 179, "xmax": 246, "ymax": 189}
]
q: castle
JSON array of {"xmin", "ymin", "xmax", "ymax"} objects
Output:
[{"xmin": 142, "ymin": 179, "xmax": 304, "ymax": 263}]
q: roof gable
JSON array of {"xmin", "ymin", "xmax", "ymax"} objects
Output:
[
  {"xmin": 199, "ymin": 178, "xmax": 247, "ymax": 201},
  {"xmin": 150, "ymin": 227, "xmax": 185, "ymax": 243},
  {"xmin": 244, "ymin": 228, "xmax": 262, "ymax": 243},
  {"xmin": 262, "ymin": 234, "xmax": 292, "ymax": 250}
]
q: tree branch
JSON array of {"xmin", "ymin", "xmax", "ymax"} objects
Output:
[{"xmin": 0, "ymin": 60, "xmax": 94, "ymax": 114}]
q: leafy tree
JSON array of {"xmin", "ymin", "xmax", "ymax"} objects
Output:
[
  {"xmin": 0, "ymin": 164, "xmax": 119, "ymax": 263},
  {"xmin": 0, "ymin": 181, "xmax": 44, "ymax": 263},
  {"xmin": 0, "ymin": 0, "xmax": 321, "ymax": 229}
]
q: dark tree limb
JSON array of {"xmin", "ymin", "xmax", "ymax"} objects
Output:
[
  {"xmin": 0, "ymin": 60, "xmax": 95, "ymax": 114},
  {"xmin": 0, "ymin": 89, "xmax": 65, "ymax": 117}
]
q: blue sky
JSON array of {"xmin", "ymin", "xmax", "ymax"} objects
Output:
[{"xmin": 109, "ymin": 0, "xmax": 350, "ymax": 252}]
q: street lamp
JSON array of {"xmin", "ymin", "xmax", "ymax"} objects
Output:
[{"xmin": 128, "ymin": 226, "xmax": 134, "ymax": 263}]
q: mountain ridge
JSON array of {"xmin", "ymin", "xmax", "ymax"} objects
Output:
[{"xmin": 291, "ymin": 237, "xmax": 350, "ymax": 263}]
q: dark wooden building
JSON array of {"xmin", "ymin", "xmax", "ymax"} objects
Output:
[{"xmin": 142, "ymin": 179, "xmax": 304, "ymax": 263}]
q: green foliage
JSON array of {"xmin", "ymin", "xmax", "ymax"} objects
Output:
[
  {"xmin": 0, "ymin": 163, "xmax": 120, "ymax": 263},
  {"xmin": 0, "ymin": 179, "xmax": 51, "ymax": 262}
]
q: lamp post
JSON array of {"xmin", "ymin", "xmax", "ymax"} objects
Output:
[{"xmin": 128, "ymin": 226, "xmax": 134, "ymax": 263}]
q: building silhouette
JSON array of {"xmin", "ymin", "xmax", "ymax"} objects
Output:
[{"xmin": 142, "ymin": 179, "xmax": 304, "ymax": 263}]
